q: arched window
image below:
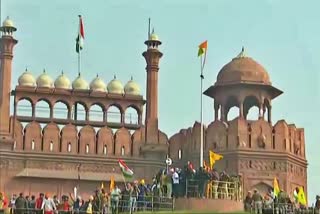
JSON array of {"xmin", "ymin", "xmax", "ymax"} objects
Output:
[
  {"xmin": 17, "ymin": 99, "xmax": 33, "ymax": 117},
  {"xmin": 249, "ymin": 160, "xmax": 252, "ymax": 168},
  {"xmin": 103, "ymin": 145, "xmax": 107, "ymax": 155},
  {"xmin": 121, "ymin": 146, "xmax": 125, "ymax": 156},
  {"xmin": 49, "ymin": 141, "xmax": 54, "ymax": 152},
  {"xmin": 35, "ymin": 100, "xmax": 51, "ymax": 118},
  {"xmin": 125, "ymin": 107, "xmax": 139, "ymax": 124},
  {"xmin": 67, "ymin": 142, "xmax": 72, "ymax": 153},
  {"xmin": 85, "ymin": 144, "xmax": 89, "ymax": 154},
  {"xmin": 31, "ymin": 140, "xmax": 35, "ymax": 150},
  {"xmin": 178, "ymin": 149, "xmax": 182, "ymax": 160},
  {"xmin": 107, "ymin": 105, "xmax": 122, "ymax": 123},
  {"xmin": 89, "ymin": 104, "xmax": 104, "ymax": 122},
  {"xmin": 72, "ymin": 102, "xmax": 86, "ymax": 121},
  {"xmin": 53, "ymin": 101, "xmax": 69, "ymax": 119}
]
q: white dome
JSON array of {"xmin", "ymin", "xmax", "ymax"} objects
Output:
[
  {"xmin": 72, "ymin": 74, "xmax": 89, "ymax": 90},
  {"xmin": 124, "ymin": 77, "xmax": 141, "ymax": 95},
  {"xmin": 90, "ymin": 75, "xmax": 107, "ymax": 92},
  {"xmin": 36, "ymin": 70, "xmax": 53, "ymax": 88},
  {"xmin": 54, "ymin": 72, "xmax": 71, "ymax": 89},
  {"xmin": 107, "ymin": 76, "xmax": 124, "ymax": 94},
  {"xmin": 18, "ymin": 69, "xmax": 36, "ymax": 87}
]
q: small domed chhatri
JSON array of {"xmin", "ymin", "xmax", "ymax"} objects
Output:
[
  {"xmin": 54, "ymin": 71, "xmax": 71, "ymax": 89},
  {"xmin": 3, "ymin": 16, "xmax": 15, "ymax": 28},
  {"xmin": 216, "ymin": 47, "xmax": 271, "ymax": 86},
  {"xmin": 107, "ymin": 75, "xmax": 124, "ymax": 94},
  {"xmin": 36, "ymin": 69, "xmax": 53, "ymax": 88},
  {"xmin": 18, "ymin": 69, "xmax": 36, "ymax": 87},
  {"xmin": 90, "ymin": 74, "xmax": 107, "ymax": 92},
  {"xmin": 149, "ymin": 32, "xmax": 159, "ymax": 41},
  {"xmin": 72, "ymin": 73, "xmax": 89, "ymax": 90},
  {"xmin": 124, "ymin": 77, "xmax": 141, "ymax": 95}
]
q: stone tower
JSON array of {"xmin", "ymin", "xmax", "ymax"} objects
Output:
[
  {"xmin": 140, "ymin": 29, "xmax": 168, "ymax": 159},
  {"xmin": 169, "ymin": 47, "xmax": 307, "ymax": 200},
  {"xmin": 202, "ymin": 47, "xmax": 307, "ymax": 198},
  {"xmin": 0, "ymin": 17, "xmax": 18, "ymax": 148}
]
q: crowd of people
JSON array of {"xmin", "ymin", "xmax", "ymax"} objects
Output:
[
  {"xmin": 0, "ymin": 161, "xmax": 241, "ymax": 214},
  {"xmin": 9, "ymin": 161, "xmax": 320, "ymax": 214},
  {"xmin": 244, "ymin": 189, "xmax": 320, "ymax": 214}
]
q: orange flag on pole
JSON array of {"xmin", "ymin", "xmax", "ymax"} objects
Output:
[{"xmin": 198, "ymin": 40, "xmax": 208, "ymax": 57}]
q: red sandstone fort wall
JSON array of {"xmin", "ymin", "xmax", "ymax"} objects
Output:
[{"xmin": 169, "ymin": 117, "xmax": 308, "ymax": 200}]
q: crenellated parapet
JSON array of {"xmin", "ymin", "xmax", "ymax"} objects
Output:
[
  {"xmin": 169, "ymin": 117, "xmax": 306, "ymax": 163},
  {"xmin": 12, "ymin": 117, "xmax": 169, "ymax": 159},
  {"xmin": 12, "ymin": 119, "xmax": 153, "ymax": 157}
]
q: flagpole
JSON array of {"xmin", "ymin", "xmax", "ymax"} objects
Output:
[
  {"xmin": 78, "ymin": 15, "xmax": 81, "ymax": 76},
  {"xmin": 78, "ymin": 51, "xmax": 81, "ymax": 75},
  {"xmin": 200, "ymin": 54, "xmax": 204, "ymax": 168}
]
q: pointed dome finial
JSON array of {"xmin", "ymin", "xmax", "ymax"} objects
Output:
[
  {"xmin": 25, "ymin": 67, "xmax": 28, "ymax": 72},
  {"xmin": 114, "ymin": 75, "xmax": 116, "ymax": 79},
  {"xmin": 96, "ymin": 74, "xmax": 99, "ymax": 78},
  {"xmin": 152, "ymin": 27, "xmax": 155, "ymax": 34},
  {"xmin": 43, "ymin": 69, "xmax": 46, "ymax": 73},
  {"xmin": 235, "ymin": 46, "xmax": 247, "ymax": 59},
  {"xmin": 130, "ymin": 76, "xmax": 133, "ymax": 81}
]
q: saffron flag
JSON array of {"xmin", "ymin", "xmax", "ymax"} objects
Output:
[
  {"xmin": 209, "ymin": 150, "xmax": 223, "ymax": 169},
  {"xmin": 76, "ymin": 15, "xmax": 85, "ymax": 53},
  {"xmin": 198, "ymin": 40, "xmax": 208, "ymax": 57},
  {"xmin": 273, "ymin": 177, "xmax": 280, "ymax": 197},
  {"xmin": 109, "ymin": 176, "xmax": 115, "ymax": 192},
  {"xmin": 118, "ymin": 159, "xmax": 134, "ymax": 178},
  {"xmin": 297, "ymin": 186, "xmax": 307, "ymax": 206},
  {"xmin": 100, "ymin": 182, "xmax": 104, "ymax": 189}
]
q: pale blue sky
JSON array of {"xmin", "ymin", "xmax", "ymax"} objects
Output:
[{"xmin": 4, "ymin": 0, "xmax": 320, "ymax": 202}]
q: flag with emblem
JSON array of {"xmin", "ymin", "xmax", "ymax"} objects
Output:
[{"xmin": 76, "ymin": 15, "xmax": 85, "ymax": 53}]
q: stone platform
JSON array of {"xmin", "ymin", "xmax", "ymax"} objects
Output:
[{"xmin": 174, "ymin": 198, "xmax": 244, "ymax": 213}]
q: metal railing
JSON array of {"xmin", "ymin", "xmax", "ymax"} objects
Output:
[
  {"xmin": 247, "ymin": 202, "xmax": 320, "ymax": 214},
  {"xmin": 185, "ymin": 179, "xmax": 242, "ymax": 201}
]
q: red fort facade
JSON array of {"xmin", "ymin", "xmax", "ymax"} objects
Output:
[{"xmin": 0, "ymin": 17, "xmax": 307, "ymax": 199}]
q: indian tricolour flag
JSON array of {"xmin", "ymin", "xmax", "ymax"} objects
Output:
[
  {"xmin": 76, "ymin": 15, "xmax": 85, "ymax": 53},
  {"xmin": 118, "ymin": 159, "xmax": 134, "ymax": 178}
]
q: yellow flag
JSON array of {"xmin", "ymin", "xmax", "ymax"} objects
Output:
[
  {"xmin": 101, "ymin": 182, "xmax": 104, "ymax": 189},
  {"xmin": 297, "ymin": 186, "xmax": 307, "ymax": 206},
  {"xmin": 273, "ymin": 177, "xmax": 280, "ymax": 197},
  {"xmin": 109, "ymin": 176, "xmax": 115, "ymax": 192},
  {"xmin": 209, "ymin": 150, "xmax": 223, "ymax": 169}
]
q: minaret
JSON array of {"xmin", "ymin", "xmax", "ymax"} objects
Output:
[
  {"xmin": 0, "ymin": 17, "xmax": 18, "ymax": 146},
  {"xmin": 142, "ymin": 28, "xmax": 162, "ymax": 144}
]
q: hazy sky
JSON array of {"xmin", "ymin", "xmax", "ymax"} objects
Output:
[{"xmin": 3, "ymin": 0, "xmax": 320, "ymax": 203}]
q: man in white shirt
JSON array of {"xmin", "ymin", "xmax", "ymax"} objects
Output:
[
  {"xmin": 41, "ymin": 193, "xmax": 56, "ymax": 214},
  {"xmin": 172, "ymin": 168, "xmax": 180, "ymax": 198}
]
